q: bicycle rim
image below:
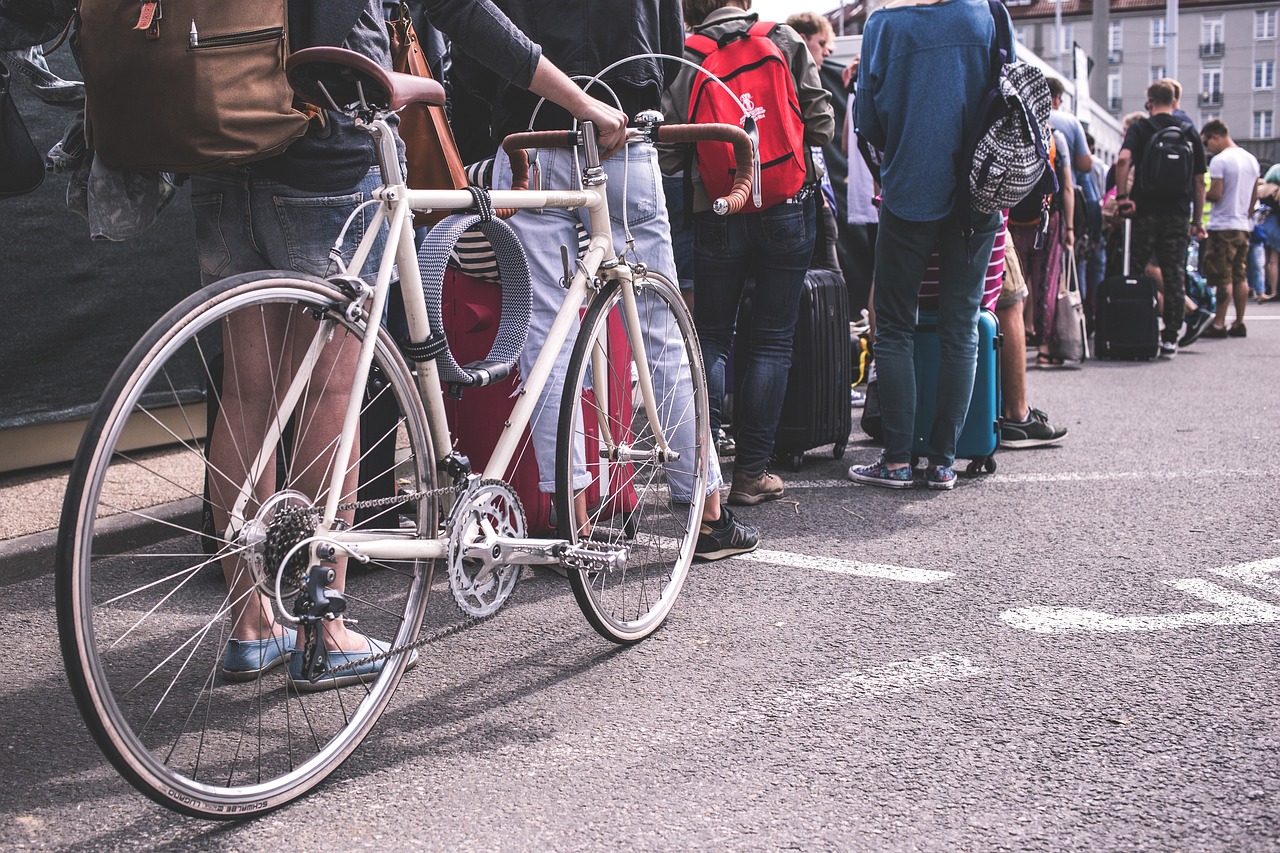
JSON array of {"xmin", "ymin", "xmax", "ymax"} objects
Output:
[
  {"xmin": 556, "ymin": 272, "xmax": 709, "ymax": 643},
  {"xmin": 56, "ymin": 272, "xmax": 436, "ymax": 818}
]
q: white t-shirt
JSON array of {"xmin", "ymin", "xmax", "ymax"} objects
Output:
[{"xmin": 1207, "ymin": 146, "xmax": 1260, "ymax": 232}]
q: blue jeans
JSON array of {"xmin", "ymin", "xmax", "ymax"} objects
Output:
[
  {"xmin": 874, "ymin": 205, "xmax": 1000, "ymax": 468},
  {"xmin": 661, "ymin": 173, "xmax": 695, "ymax": 292},
  {"xmin": 693, "ymin": 197, "xmax": 816, "ymax": 476},
  {"xmin": 495, "ymin": 142, "xmax": 720, "ymax": 501},
  {"xmin": 190, "ymin": 168, "xmax": 385, "ymax": 285}
]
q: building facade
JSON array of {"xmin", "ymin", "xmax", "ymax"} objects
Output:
[{"xmin": 829, "ymin": 0, "xmax": 1280, "ymax": 167}]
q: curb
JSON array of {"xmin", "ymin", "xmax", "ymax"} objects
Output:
[{"xmin": 0, "ymin": 498, "xmax": 202, "ymax": 587}]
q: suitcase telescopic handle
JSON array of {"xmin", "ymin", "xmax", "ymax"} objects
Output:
[{"xmin": 1123, "ymin": 217, "xmax": 1132, "ymax": 279}]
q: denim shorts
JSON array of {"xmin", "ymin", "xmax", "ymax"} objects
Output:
[{"xmin": 189, "ymin": 167, "xmax": 385, "ymax": 286}]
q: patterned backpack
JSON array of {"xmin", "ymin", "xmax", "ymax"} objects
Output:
[{"xmin": 961, "ymin": 0, "xmax": 1056, "ymax": 220}]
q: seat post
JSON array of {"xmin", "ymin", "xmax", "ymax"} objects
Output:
[{"xmin": 368, "ymin": 118, "xmax": 405, "ymax": 188}]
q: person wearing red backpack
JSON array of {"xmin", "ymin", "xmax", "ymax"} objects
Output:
[{"xmin": 660, "ymin": 0, "xmax": 833, "ymax": 506}]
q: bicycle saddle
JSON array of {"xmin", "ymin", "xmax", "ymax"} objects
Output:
[{"xmin": 287, "ymin": 47, "xmax": 445, "ymax": 115}]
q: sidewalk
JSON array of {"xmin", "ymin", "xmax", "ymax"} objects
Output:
[{"xmin": 0, "ymin": 448, "xmax": 196, "ymax": 584}]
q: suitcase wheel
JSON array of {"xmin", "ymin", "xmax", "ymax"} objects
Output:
[
  {"xmin": 832, "ymin": 442, "xmax": 846, "ymax": 460},
  {"xmin": 964, "ymin": 457, "xmax": 997, "ymax": 476},
  {"xmin": 785, "ymin": 453, "xmax": 805, "ymax": 472}
]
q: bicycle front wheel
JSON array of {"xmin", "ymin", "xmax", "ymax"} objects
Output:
[
  {"xmin": 56, "ymin": 272, "xmax": 437, "ymax": 818},
  {"xmin": 556, "ymin": 271, "xmax": 710, "ymax": 643}
]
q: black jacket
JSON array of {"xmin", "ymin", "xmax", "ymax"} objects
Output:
[{"xmin": 471, "ymin": 0, "xmax": 683, "ymax": 140}]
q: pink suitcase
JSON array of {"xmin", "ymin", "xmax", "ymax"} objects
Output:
[{"xmin": 441, "ymin": 267, "xmax": 637, "ymax": 534}]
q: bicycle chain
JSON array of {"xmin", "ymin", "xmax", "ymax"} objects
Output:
[{"xmin": 309, "ymin": 610, "xmax": 499, "ymax": 678}]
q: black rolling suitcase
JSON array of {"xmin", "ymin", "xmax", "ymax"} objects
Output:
[
  {"xmin": 1095, "ymin": 218, "xmax": 1159, "ymax": 360},
  {"xmin": 770, "ymin": 266, "xmax": 853, "ymax": 470}
]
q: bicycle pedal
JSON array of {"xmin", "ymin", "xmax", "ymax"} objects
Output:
[{"xmin": 559, "ymin": 541, "xmax": 629, "ymax": 574}]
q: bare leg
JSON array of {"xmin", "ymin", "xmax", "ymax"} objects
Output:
[
  {"xmin": 209, "ymin": 304, "xmax": 365, "ymax": 650},
  {"xmin": 997, "ymin": 300, "xmax": 1029, "ymax": 422},
  {"xmin": 1231, "ymin": 275, "xmax": 1248, "ymax": 328}
]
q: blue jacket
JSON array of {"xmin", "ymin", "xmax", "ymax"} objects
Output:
[{"xmin": 856, "ymin": 0, "xmax": 1013, "ymax": 222}]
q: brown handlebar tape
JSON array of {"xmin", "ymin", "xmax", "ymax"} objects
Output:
[{"xmin": 656, "ymin": 123, "xmax": 754, "ymax": 216}]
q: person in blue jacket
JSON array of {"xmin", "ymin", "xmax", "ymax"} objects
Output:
[{"xmin": 848, "ymin": 0, "xmax": 1010, "ymax": 491}]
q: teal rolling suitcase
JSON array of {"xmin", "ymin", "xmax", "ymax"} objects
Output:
[{"xmin": 911, "ymin": 308, "xmax": 1002, "ymax": 475}]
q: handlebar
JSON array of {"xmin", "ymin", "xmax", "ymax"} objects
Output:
[
  {"xmin": 655, "ymin": 124, "xmax": 754, "ymax": 217},
  {"xmin": 499, "ymin": 123, "xmax": 755, "ymax": 217}
]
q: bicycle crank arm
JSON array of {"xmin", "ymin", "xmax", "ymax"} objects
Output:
[{"xmin": 463, "ymin": 537, "xmax": 569, "ymax": 567}]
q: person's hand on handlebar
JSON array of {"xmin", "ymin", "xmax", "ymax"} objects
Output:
[
  {"xmin": 573, "ymin": 97, "xmax": 628, "ymax": 152},
  {"xmin": 527, "ymin": 57, "xmax": 627, "ymax": 152}
]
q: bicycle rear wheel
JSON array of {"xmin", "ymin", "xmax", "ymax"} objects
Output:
[
  {"xmin": 56, "ymin": 272, "xmax": 436, "ymax": 818},
  {"xmin": 556, "ymin": 271, "xmax": 709, "ymax": 643}
]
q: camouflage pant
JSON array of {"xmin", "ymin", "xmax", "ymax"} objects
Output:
[{"xmin": 1107, "ymin": 214, "xmax": 1191, "ymax": 343}]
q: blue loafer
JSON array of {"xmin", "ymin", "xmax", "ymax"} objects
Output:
[
  {"xmin": 288, "ymin": 635, "xmax": 419, "ymax": 693},
  {"xmin": 222, "ymin": 628, "xmax": 297, "ymax": 681}
]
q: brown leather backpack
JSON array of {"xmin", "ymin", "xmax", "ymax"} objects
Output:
[{"xmin": 77, "ymin": 0, "xmax": 311, "ymax": 172}]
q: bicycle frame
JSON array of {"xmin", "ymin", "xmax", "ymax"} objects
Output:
[{"xmin": 226, "ymin": 115, "xmax": 664, "ymax": 568}]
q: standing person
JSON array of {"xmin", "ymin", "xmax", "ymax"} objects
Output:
[
  {"xmin": 207, "ymin": 0, "xmax": 638, "ymax": 686},
  {"xmin": 841, "ymin": 55, "xmax": 880, "ymax": 317},
  {"xmin": 1114, "ymin": 79, "xmax": 1207, "ymax": 357},
  {"xmin": 663, "ymin": 0, "xmax": 834, "ymax": 506},
  {"xmin": 1255, "ymin": 165, "xmax": 1280, "ymax": 301},
  {"xmin": 1198, "ymin": 119, "xmax": 1260, "ymax": 338},
  {"xmin": 847, "ymin": 0, "xmax": 1009, "ymax": 491},
  {"xmin": 1045, "ymin": 77, "xmax": 1097, "ymax": 307},
  {"xmin": 1008, "ymin": 126, "xmax": 1075, "ymax": 367},
  {"xmin": 484, "ymin": 0, "xmax": 760, "ymax": 560},
  {"xmin": 788, "ymin": 10, "xmax": 843, "ymax": 271}
]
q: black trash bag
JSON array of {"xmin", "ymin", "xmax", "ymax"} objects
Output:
[{"xmin": 0, "ymin": 58, "xmax": 44, "ymax": 199}]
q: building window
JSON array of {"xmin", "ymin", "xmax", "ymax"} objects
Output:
[
  {"xmin": 1055, "ymin": 24, "xmax": 1074, "ymax": 56},
  {"xmin": 1255, "ymin": 110, "xmax": 1274, "ymax": 138},
  {"xmin": 1014, "ymin": 26, "xmax": 1026, "ymax": 46},
  {"xmin": 1108, "ymin": 72, "xmax": 1122, "ymax": 110},
  {"xmin": 1257, "ymin": 10, "xmax": 1277, "ymax": 40},
  {"xmin": 1109, "ymin": 21, "xmax": 1122, "ymax": 52},
  {"xmin": 1151, "ymin": 17, "xmax": 1166, "ymax": 47},
  {"xmin": 1151, "ymin": 65, "xmax": 1167, "ymax": 84},
  {"xmin": 1200, "ymin": 67, "xmax": 1223, "ymax": 106},
  {"xmin": 1199, "ymin": 18, "xmax": 1224, "ymax": 58},
  {"xmin": 1256, "ymin": 60, "xmax": 1275, "ymax": 90}
]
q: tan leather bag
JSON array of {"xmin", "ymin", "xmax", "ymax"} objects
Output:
[
  {"xmin": 387, "ymin": 10, "xmax": 467, "ymax": 227},
  {"xmin": 78, "ymin": 0, "xmax": 311, "ymax": 172}
]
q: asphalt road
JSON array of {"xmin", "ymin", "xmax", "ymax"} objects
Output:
[{"xmin": 3, "ymin": 305, "xmax": 1278, "ymax": 851}]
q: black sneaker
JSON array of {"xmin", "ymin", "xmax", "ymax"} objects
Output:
[
  {"xmin": 693, "ymin": 507, "xmax": 759, "ymax": 562},
  {"xmin": 1158, "ymin": 340, "xmax": 1177, "ymax": 358},
  {"xmin": 999, "ymin": 408, "xmax": 1068, "ymax": 449},
  {"xmin": 1178, "ymin": 308, "xmax": 1215, "ymax": 347},
  {"xmin": 1227, "ymin": 322, "xmax": 1247, "ymax": 338}
]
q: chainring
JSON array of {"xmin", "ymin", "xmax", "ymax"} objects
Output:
[{"xmin": 445, "ymin": 479, "xmax": 526, "ymax": 617}]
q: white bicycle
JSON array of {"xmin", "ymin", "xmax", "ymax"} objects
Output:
[{"xmin": 55, "ymin": 47, "xmax": 753, "ymax": 817}]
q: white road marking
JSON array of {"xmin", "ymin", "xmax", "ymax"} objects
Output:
[
  {"xmin": 735, "ymin": 547, "xmax": 951, "ymax": 584},
  {"xmin": 781, "ymin": 653, "xmax": 985, "ymax": 709},
  {"xmin": 1207, "ymin": 557, "xmax": 1280, "ymax": 596},
  {"xmin": 787, "ymin": 468, "xmax": 1280, "ymax": 489},
  {"xmin": 1001, "ymin": 578, "xmax": 1280, "ymax": 634}
]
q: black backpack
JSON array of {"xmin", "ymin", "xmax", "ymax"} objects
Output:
[{"xmin": 1138, "ymin": 121, "xmax": 1194, "ymax": 200}]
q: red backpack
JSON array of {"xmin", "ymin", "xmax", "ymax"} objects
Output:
[{"xmin": 685, "ymin": 21, "xmax": 807, "ymax": 210}]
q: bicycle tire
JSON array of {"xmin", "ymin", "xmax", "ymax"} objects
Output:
[
  {"xmin": 555, "ymin": 271, "xmax": 709, "ymax": 643},
  {"xmin": 57, "ymin": 271, "xmax": 436, "ymax": 818}
]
